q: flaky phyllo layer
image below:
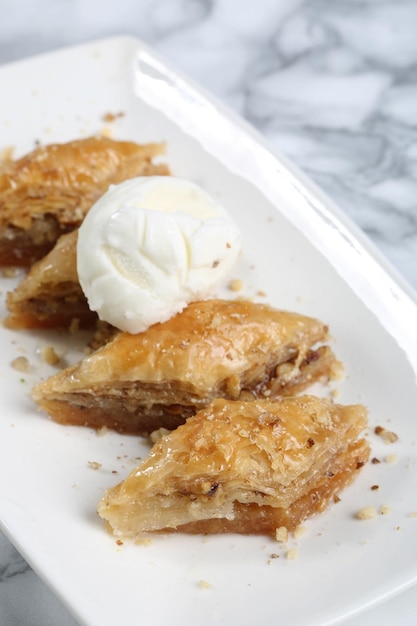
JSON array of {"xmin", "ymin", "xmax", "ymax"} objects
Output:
[
  {"xmin": 32, "ymin": 299, "xmax": 341, "ymax": 434},
  {"xmin": 98, "ymin": 396, "xmax": 369, "ymax": 536},
  {"xmin": 0, "ymin": 136, "xmax": 169, "ymax": 267}
]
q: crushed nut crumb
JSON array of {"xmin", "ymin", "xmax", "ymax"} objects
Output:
[
  {"xmin": 293, "ymin": 525, "xmax": 307, "ymax": 539},
  {"xmin": 275, "ymin": 526, "xmax": 288, "ymax": 543},
  {"xmin": 149, "ymin": 427, "xmax": 170, "ymax": 443},
  {"xmin": 356, "ymin": 506, "xmax": 377, "ymax": 520},
  {"xmin": 41, "ymin": 345, "xmax": 60, "ymax": 366},
  {"xmin": 380, "ymin": 504, "xmax": 391, "ymax": 515},
  {"xmin": 87, "ymin": 461, "xmax": 102, "ymax": 470},
  {"xmin": 374, "ymin": 426, "xmax": 398, "ymax": 444},
  {"xmin": 198, "ymin": 580, "xmax": 212, "ymax": 590},
  {"xmin": 286, "ymin": 548, "xmax": 298, "ymax": 560},
  {"xmin": 102, "ymin": 111, "xmax": 125, "ymax": 123},
  {"xmin": 11, "ymin": 356, "xmax": 29, "ymax": 372},
  {"xmin": 100, "ymin": 126, "xmax": 113, "ymax": 138},
  {"xmin": 228, "ymin": 278, "xmax": 244, "ymax": 292},
  {"xmin": 1, "ymin": 267, "xmax": 19, "ymax": 278},
  {"xmin": 385, "ymin": 453, "xmax": 398, "ymax": 464}
]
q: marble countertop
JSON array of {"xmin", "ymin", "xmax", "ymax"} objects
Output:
[{"xmin": 0, "ymin": 1, "xmax": 416, "ymax": 625}]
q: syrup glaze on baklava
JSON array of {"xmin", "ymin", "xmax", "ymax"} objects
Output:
[
  {"xmin": 0, "ymin": 136, "xmax": 169, "ymax": 266},
  {"xmin": 32, "ymin": 299, "xmax": 340, "ymax": 434},
  {"xmin": 98, "ymin": 396, "xmax": 370, "ymax": 536}
]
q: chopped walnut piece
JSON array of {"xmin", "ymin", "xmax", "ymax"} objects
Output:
[
  {"xmin": 374, "ymin": 426, "xmax": 398, "ymax": 444},
  {"xmin": 275, "ymin": 362, "xmax": 294, "ymax": 379},
  {"xmin": 41, "ymin": 346, "xmax": 60, "ymax": 366}
]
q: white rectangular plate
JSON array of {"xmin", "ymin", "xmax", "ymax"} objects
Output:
[{"xmin": 1, "ymin": 36, "xmax": 417, "ymax": 626}]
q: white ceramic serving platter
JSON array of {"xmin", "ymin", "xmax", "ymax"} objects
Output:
[{"xmin": 1, "ymin": 36, "xmax": 417, "ymax": 626}]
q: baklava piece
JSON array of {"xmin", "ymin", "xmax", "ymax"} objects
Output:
[
  {"xmin": 97, "ymin": 396, "xmax": 370, "ymax": 536},
  {"xmin": 0, "ymin": 136, "xmax": 169, "ymax": 266},
  {"xmin": 5, "ymin": 230, "xmax": 90, "ymax": 329},
  {"xmin": 32, "ymin": 299, "xmax": 340, "ymax": 434}
]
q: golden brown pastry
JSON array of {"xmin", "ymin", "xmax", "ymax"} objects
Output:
[
  {"xmin": 97, "ymin": 396, "xmax": 369, "ymax": 536},
  {"xmin": 32, "ymin": 299, "xmax": 340, "ymax": 434},
  {"xmin": 5, "ymin": 230, "xmax": 91, "ymax": 329},
  {"xmin": 0, "ymin": 136, "xmax": 169, "ymax": 266}
]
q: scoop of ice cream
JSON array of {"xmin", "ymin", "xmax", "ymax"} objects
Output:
[{"xmin": 77, "ymin": 176, "xmax": 241, "ymax": 333}]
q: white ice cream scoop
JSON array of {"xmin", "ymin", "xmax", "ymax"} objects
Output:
[{"xmin": 77, "ymin": 176, "xmax": 241, "ymax": 333}]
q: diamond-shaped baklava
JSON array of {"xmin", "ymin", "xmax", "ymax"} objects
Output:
[
  {"xmin": 5, "ymin": 230, "xmax": 91, "ymax": 329},
  {"xmin": 0, "ymin": 136, "xmax": 169, "ymax": 266},
  {"xmin": 98, "ymin": 396, "xmax": 369, "ymax": 536},
  {"xmin": 32, "ymin": 299, "xmax": 340, "ymax": 434}
]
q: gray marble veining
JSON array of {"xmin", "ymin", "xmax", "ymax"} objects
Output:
[
  {"xmin": 0, "ymin": 532, "xmax": 78, "ymax": 625},
  {"xmin": 0, "ymin": 1, "xmax": 416, "ymax": 625},
  {"xmin": 2, "ymin": 0, "xmax": 415, "ymax": 289}
]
